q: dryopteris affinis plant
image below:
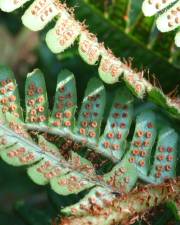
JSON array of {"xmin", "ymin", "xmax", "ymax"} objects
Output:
[
  {"xmin": 0, "ymin": 0, "xmax": 179, "ymax": 224},
  {"xmin": 0, "ymin": 65, "xmax": 179, "ymax": 225}
]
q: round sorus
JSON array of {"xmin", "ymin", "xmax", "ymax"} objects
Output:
[
  {"xmin": 113, "ymin": 112, "xmax": 119, "ymax": 118},
  {"xmin": 91, "ymin": 121, "xmax": 97, "ymax": 128},
  {"xmin": 59, "ymin": 86, "xmax": 65, "ymax": 92},
  {"xmin": 85, "ymin": 103, "xmax": 92, "ymax": 110},
  {"xmin": 112, "ymin": 144, "xmax": 119, "ymax": 150},
  {"xmin": 38, "ymin": 115, "xmax": 46, "ymax": 122},
  {"xmin": 146, "ymin": 131, "xmax": 152, "ymax": 138},
  {"xmin": 103, "ymin": 141, "xmax": 110, "ymax": 149},
  {"xmin": 139, "ymin": 160, "xmax": 145, "ymax": 167},
  {"xmin": 120, "ymin": 123, "xmax": 126, "ymax": 128},
  {"xmin": 136, "ymin": 130, "xmax": 144, "ymax": 137},
  {"xmin": 37, "ymin": 106, "xmax": 44, "ymax": 112},
  {"xmin": 37, "ymin": 96, "xmax": 44, "ymax": 103},
  {"xmin": 156, "ymin": 165, "xmax": 163, "ymax": 171},
  {"xmin": 157, "ymin": 155, "xmax": 165, "ymax": 161},
  {"xmin": 167, "ymin": 147, "xmax": 173, "ymax": 153},
  {"xmin": 107, "ymin": 132, "xmax": 114, "ymax": 139},
  {"xmin": 140, "ymin": 151, "xmax": 146, "ymax": 157},
  {"xmin": 165, "ymin": 165, "xmax": 172, "ymax": 171},
  {"xmin": 122, "ymin": 112, "xmax": 128, "ymax": 118},
  {"xmin": 52, "ymin": 121, "xmax": 61, "ymax": 127},
  {"xmin": 37, "ymin": 87, "xmax": 43, "ymax": 94},
  {"xmin": 0, "ymin": 88, "xmax": 6, "ymax": 94},
  {"xmin": 9, "ymin": 104, "xmax": 17, "ymax": 112},
  {"xmin": 1, "ymin": 80, "xmax": 6, "ymax": 86},
  {"xmin": 132, "ymin": 149, "xmax": 139, "ymax": 156},
  {"xmin": 129, "ymin": 157, "xmax": 135, "ymax": 163},
  {"xmin": 158, "ymin": 146, "xmax": 165, "ymax": 152},
  {"xmin": 117, "ymin": 132, "xmax": 122, "ymax": 139},
  {"xmin": 89, "ymin": 131, "xmax": 96, "ymax": 138},
  {"xmin": 28, "ymin": 99, "xmax": 35, "ymax": 106},
  {"xmin": 79, "ymin": 128, "xmax": 86, "ymax": 135},
  {"xmin": 55, "ymin": 112, "xmax": 62, "ymax": 119},
  {"xmin": 64, "ymin": 121, "xmax": 71, "ymax": 127},
  {"xmin": 28, "ymin": 90, "xmax": 34, "ymax": 96},
  {"xmin": 64, "ymin": 110, "xmax": 72, "ymax": 118},
  {"xmin": 9, "ymin": 95, "xmax": 16, "ymax": 102},
  {"xmin": 81, "ymin": 121, "xmax": 88, "ymax": 127},
  {"xmin": 167, "ymin": 155, "xmax": 173, "ymax": 161}
]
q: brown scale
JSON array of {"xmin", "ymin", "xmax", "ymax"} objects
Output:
[
  {"xmin": 111, "ymin": 122, "xmax": 116, "ymax": 128},
  {"xmin": 73, "ymin": 142, "xmax": 82, "ymax": 151}
]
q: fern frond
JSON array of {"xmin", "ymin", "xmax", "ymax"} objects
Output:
[
  {"xmin": 0, "ymin": 65, "xmax": 179, "ymax": 224},
  {"xmin": 0, "ymin": 0, "xmax": 179, "ymax": 119}
]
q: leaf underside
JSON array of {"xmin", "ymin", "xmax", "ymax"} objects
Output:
[{"xmin": 0, "ymin": 65, "xmax": 179, "ymax": 225}]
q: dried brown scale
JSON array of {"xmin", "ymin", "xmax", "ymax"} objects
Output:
[{"xmin": 60, "ymin": 178, "xmax": 180, "ymax": 225}]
